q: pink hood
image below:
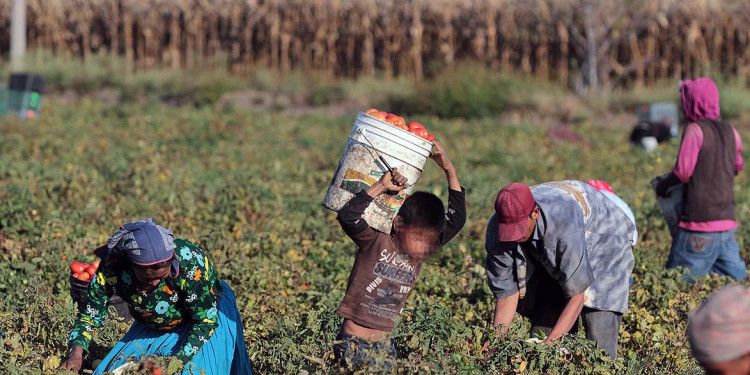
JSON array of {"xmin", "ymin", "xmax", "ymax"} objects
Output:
[{"xmin": 680, "ymin": 78, "xmax": 720, "ymax": 123}]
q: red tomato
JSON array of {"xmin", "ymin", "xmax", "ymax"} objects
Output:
[
  {"xmin": 386, "ymin": 114, "xmax": 406, "ymax": 128},
  {"xmin": 70, "ymin": 262, "xmax": 85, "ymax": 274},
  {"xmin": 77, "ymin": 272, "xmax": 91, "ymax": 282},
  {"xmin": 86, "ymin": 265, "xmax": 97, "ymax": 276},
  {"xmin": 427, "ymin": 134, "xmax": 436, "ymax": 142},
  {"xmin": 92, "ymin": 259, "xmax": 101, "ymax": 268},
  {"xmin": 410, "ymin": 128, "xmax": 429, "ymax": 139},
  {"xmin": 72, "ymin": 272, "xmax": 81, "ymax": 279},
  {"xmin": 369, "ymin": 111, "xmax": 387, "ymax": 121},
  {"xmin": 365, "ymin": 108, "xmax": 379, "ymax": 114},
  {"xmin": 152, "ymin": 368, "xmax": 162, "ymax": 375},
  {"xmin": 408, "ymin": 122, "xmax": 425, "ymax": 131},
  {"xmin": 396, "ymin": 123, "xmax": 409, "ymax": 131}
]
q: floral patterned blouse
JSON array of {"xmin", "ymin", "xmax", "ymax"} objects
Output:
[{"xmin": 68, "ymin": 239, "xmax": 223, "ymax": 364}]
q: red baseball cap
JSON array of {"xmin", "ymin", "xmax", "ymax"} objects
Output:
[{"xmin": 494, "ymin": 183, "xmax": 535, "ymax": 242}]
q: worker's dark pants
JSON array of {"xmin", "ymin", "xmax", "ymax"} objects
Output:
[{"xmin": 526, "ymin": 270, "xmax": 622, "ymax": 359}]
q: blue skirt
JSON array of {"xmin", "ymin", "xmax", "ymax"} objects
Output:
[{"xmin": 93, "ymin": 281, "xmax": 253, "ymax": 375}]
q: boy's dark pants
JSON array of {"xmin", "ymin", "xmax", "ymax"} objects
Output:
[
  {"xmin": 333, "ymin": 331, "xmax": 397, "ymax": 370},
  {"xmin": 525, "ymin": 270, "xmax": 622, "ymax": 359}
]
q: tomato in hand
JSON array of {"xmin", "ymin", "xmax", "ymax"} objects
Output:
[
  {"xmin": 70, "ymin": 262, "xmax": 86, "ymax": 274},
  {"xmin": 85, "ymin": 265, "xmax": 97, "ymax": 276}
]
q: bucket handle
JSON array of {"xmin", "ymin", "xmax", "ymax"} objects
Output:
[
  {"xmin": 357, "ymin": 129, "xmax": 394, "ymax": 173},
  {"xmin": 356, "ymin": 128, "xmax": 412, "ymax": 189}
]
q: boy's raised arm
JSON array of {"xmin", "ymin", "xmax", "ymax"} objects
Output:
[
  {"xmin": 336, "ymin": 169, "xmax": 409, "ymax": 244},
  {"xmin": 431, "ymin": 141, "xmax": 466, "ymax": 245},
  {"xmin": 336, "ymin": 190, "xmax": 376, "ymax": 240}
]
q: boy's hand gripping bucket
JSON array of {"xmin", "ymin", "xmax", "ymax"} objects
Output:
[{"xmin": 323, "ymin": 112, "xmax": 433, "ymax": 233}]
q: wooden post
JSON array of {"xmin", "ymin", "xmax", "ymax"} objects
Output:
[{"xmin": 411, "ymin": 0, "xmax": 423, "ymax": 81}]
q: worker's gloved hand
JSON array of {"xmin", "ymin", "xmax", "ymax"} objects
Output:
[
  {"xmin": 655, "ymin": 178, "xmax": 670, "ymax": 197},
  {"xmin": 654, "ymin": 173, "xmax": 680, "ymax": 197}
]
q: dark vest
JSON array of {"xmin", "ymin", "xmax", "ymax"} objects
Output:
[{"xmin": 681, "ymin": 119, "xmax": 736, "ymax": 222}]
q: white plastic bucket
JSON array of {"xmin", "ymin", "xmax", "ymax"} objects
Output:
[{"xmin": 323, "ymin": 112, "xmax": 433, "ymax": 233}]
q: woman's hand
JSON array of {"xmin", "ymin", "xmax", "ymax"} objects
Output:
[{"xmin": 59, "ymin": 345, "xmax": 84, "ymax": 372}]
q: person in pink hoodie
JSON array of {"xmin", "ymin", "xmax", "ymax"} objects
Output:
[{"xmin": 655, "ymin": 78, "xmax": 746, "ymax": 280}]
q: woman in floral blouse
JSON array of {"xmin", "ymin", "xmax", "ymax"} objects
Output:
[{"xmin": 60, "ymin": 219, "xmax": 253, "ymax": 374}]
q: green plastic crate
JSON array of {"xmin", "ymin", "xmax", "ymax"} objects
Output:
[
  {"xmin": 8, "ymin": 90, "xmax": 42, "ymax": 119},
  {"xmin": 8, "ymin": 73, "xmax": 44, "ymax": 119},
  {"xmin": 0, "ymin": 84, "xmax": 7, "ymax": 116}
]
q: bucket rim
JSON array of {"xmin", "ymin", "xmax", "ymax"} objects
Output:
[
  {"xmin": 356, "ymin": 112, "xmax": 434, "ymax": 152},
  {"xmin": 345, "ymin": 137, "xmax": 426, "ymax": 171}
]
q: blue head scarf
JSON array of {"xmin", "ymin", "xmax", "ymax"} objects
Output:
[{"xmin": 95, "ymin": 218, "xmax": 179, "ymax": 278}]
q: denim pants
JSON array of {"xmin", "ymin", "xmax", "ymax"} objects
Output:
[
  {"xmin": 666, "ymin": 228, "xmax": 747, "ymax": 280},
  {"xmin": 333, "ymin": 331, "xmax": 396, "ymax": 370}
]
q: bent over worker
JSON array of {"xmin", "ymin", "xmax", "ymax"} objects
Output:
[{"xmin": 485, "ymin": 181, "xmax": 636, "ymax": 358}]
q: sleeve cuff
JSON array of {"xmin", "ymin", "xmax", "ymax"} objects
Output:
[
  {"xmin": 562, "ymin": 278, "xmax": 593, "ymax": 298},
  {"xmin": 493, "ymin": 286, "xmax": 520, "ymax": 300},
  {"xmin": 357, "ymin": 189, "xmax": 375, "ymax": 201},
  {"xmin": 449, "ymin": 186, "xmax": 466, "ymax": 195}
]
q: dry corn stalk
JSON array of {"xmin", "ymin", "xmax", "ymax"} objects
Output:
[{"xmin": 0, "ymin": 0, "xmax": 748, "ymax": 88}]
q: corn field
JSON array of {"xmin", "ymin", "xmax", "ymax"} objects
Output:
[{"xmin": 1, "ymin": 0, "xmax": 750, "ymax": 89}]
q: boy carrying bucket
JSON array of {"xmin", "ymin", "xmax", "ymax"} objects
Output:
[{"xmin": 333, "ymin": 141, "xmax": 466, "ymax": 369}]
